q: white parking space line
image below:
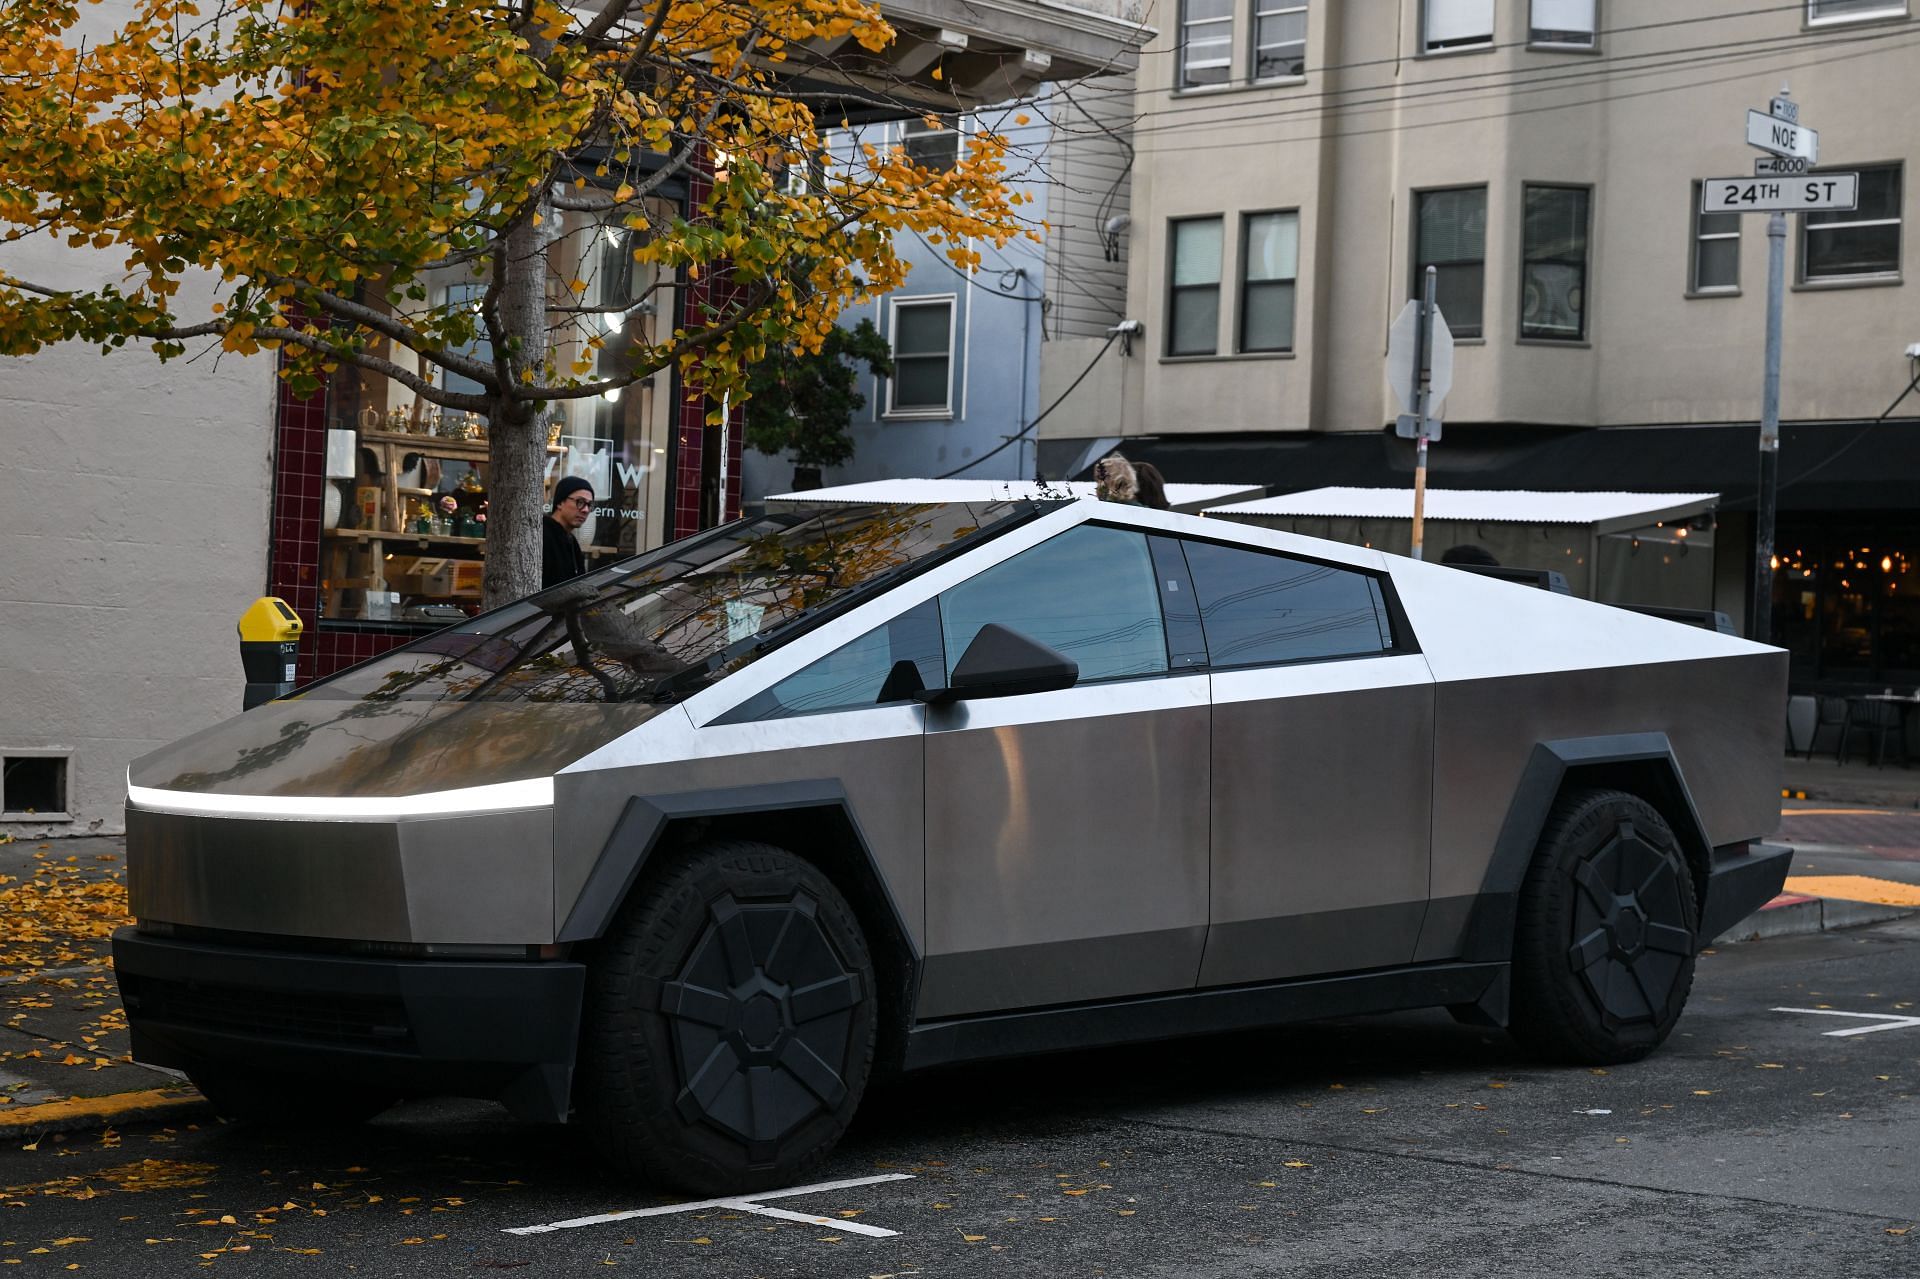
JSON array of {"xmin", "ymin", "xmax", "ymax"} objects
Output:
[
  {"xmin": 504, "ymin": 1172, "xmax": 916, "ymax": 1237},
  {"xmin": 714, "ymin": 1201, "xmax": 900, "ymax": 1237},
  {"xmin": 1773, "ymin": 1006, "xmax": 1920, "ymax": 1037}
]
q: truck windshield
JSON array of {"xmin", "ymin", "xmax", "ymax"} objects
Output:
[
  {"xmin": 302, "ymin": 501, "xmax": 1032, "ymax": 704},
  {"xmin": 132, "ymin": 502, "xmax": 1037, "ymax": 798}
]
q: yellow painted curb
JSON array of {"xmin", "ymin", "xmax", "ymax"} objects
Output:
[
  {"xmin": 1780, "ymin": 808, "xmax": 1899, "ymax": 817},
  {"xmin": 1782, "ymin": 875, "xmax": 1920, "ymax": 908},
  {"xmin": 0, "ymin": 1087, "xmax": 204, "ymax": 1134}
]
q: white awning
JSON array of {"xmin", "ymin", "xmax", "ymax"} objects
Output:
[
  {"xmin": 1210, "ymin": 487, "xmax": 1718, "ymax": 533},
  {"xmin": 766, "ymin": 478, "xmax": 1265, "ymax": 515}
]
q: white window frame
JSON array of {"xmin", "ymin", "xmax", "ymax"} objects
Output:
[
  {"xmin": 1799, "ymin": 162, "xmax": 1903, "ymax": 283},
  {"xmin": 1806, "ymin": 0, "xmax": 1908, "ymax": 25},
  {"xmin": 1689, "ymin": 181, "xmax": 1741, "ymax": 295},
  {"xmin": 901, "ymin": 116, "xmax": 962, "ymax": 172},
  {"xmin": 1530, "ymin": 0, "xmax": 1596, "ymax": 47},
  {"xmin": 1179, "ymin": 0, "xmax": 1235, "ymax": 88},
  {"xmin": 1251, "ymin": 0, "xmax": 1309, "ymax": 81},
  {"xmin": 1423, "ymin": 0, "xmax": 1496, "ymax": 53},
  {"xmin": 885, "ymin": 295, "xmax": 957, "ymax": 418}
]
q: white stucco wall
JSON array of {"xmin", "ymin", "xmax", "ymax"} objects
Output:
[{"xmin": 0, "ymin": 232, "xmax": 276, "ymax": 835}]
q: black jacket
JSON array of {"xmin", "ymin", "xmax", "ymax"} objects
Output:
[{"xmin": 542, "ymin": 516, "xmax": 588, "ymax": 589}]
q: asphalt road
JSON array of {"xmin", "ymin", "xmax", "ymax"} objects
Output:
[{"xmin": 0, "ymin": 920, "xmax": 1912, "ymax": 1276}]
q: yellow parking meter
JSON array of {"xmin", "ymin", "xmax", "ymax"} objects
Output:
[{"xmin": 238, "ymin": 597, "xmax": 304, "ymax": 709}]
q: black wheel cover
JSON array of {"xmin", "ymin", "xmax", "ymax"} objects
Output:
[
  {"xmin": 1564, "ymin": 816, "xmax": 1694, "ymax": 1028},
  {"xmin": 660, "ymin": 887, "xmax": 864, "ymax": 1161}
]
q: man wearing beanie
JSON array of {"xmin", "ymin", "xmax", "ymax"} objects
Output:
[{"xmin": 543, "ymin": 476, "xmax": 594, "ymax": 589}]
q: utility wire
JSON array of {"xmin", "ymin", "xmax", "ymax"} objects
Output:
[
  {"xmin": 1772, "ymin": 367, "xmax": 1920, "ymax": 497},
  {"xmin": 1109, "ymin": 22, "xmax": 1915, "ymax": 146},
  {"xmin": 932, "ymin": 329, "xmax": 1121, "ymax": 479},
  {"xmin": 1128, "ymin": 29, "xmax": 1920, "ymax": 156}
]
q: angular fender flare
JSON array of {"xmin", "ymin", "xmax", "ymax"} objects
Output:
[
  {"xmin": 555, "ymin": 779, "xmax": 919, "ymax": 971},
  {"xmin": 1455, "ymin": 733, "xmax": 1717, "ymax": 989}
]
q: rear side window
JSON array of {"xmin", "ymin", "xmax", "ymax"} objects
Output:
[
  {"xmin": 939, "ymin": 525, "xmax": 1169, "ymax": 682},
  {"xmin": 715, "ymin": 601, "xmax": 944, "ymax": 722},
  {"xmin": 1181, "ymin": 539, "xmax": 1391, "ymax": 667}
]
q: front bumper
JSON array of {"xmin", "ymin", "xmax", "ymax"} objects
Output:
[
  {"xmin": 112, "ymin": 929, "xmax": 585, "ymax": 1123},
  {"xmin": 1698, "ymin": 840, "xmax": 1794, "ymax": 942}
]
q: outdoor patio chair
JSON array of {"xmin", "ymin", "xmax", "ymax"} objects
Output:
[
  {"xmin": 1804, "ymin": 694, "xmax": 1849, "ymax": 761},
  {"xmin": 1836, "ymin": 697, "xmax": 1909, "ymax": 768}
]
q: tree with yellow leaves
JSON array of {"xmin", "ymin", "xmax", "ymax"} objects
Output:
[{"xmin": 0, "ymin": 0, "xmax": 1030, "ymax": 606}]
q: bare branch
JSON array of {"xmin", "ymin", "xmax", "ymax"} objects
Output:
[
  {"xmin": 254, "ymin": 324, "xmax": 492, "ymax": 412},
  {"xmin": 267, "ymin": 275, "xmax": 500, "ymax": 384}
]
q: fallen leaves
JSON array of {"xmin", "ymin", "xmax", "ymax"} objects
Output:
[{"xmin": 0, "ymin": 1159, "xmax": 213, "ymax": 1204}]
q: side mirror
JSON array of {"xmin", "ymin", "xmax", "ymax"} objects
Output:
[{"xmin": 916, "ymin": 623, "xmax": 1079, "ymax": 705}]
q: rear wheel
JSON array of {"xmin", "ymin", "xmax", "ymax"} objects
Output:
[
  {"xmin": 576, "ymin": 840, "xmax": 876, "ymax": 1195},
  {"xmin": 189, "ymin": 1067, "xmax": 397, "ymax": 1127},
  {"xmin": 1509, "ymin": 788, "xmax": 1699, "ymax": 1064}
]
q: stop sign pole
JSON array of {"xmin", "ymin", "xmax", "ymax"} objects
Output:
[{"xmin": 1388, "ymin": 265, "xmax": 1452, "ymax": 561}]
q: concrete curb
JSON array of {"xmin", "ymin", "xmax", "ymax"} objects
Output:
[
  {"xmin": 0, "ymin": 1087, "xmax": 209, "ymax": 1138},
  {"xmin": 1718, "ymin": 894, "xmax": 1918, "ymax": 943}
]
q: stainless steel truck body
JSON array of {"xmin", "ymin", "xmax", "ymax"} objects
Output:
[{"xmin": 114, "ymin": 499, "xmax": 1789, "ymax": 1192}]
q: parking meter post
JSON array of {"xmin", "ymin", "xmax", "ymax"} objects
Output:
[
  {"xmin": 238, "ymin": 597, "xmax": 303, "ymax": 710},
  {"xmin": 1410, "ymin": 266, "xmax": 1437, "ymax": 562},
  {"xmin": 1750, "ymin": 209, "xmax": 1786, "ymax": 643}
]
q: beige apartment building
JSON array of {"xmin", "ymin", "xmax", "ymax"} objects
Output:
[{"xmin": 1038, "ymin": 0, "xmax": 1920, "ymax": 686}]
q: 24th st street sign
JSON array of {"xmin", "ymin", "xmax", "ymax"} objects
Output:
[{"xmin": 1701, "ymin": 173, "xmax": 1858, "ymax": 214}]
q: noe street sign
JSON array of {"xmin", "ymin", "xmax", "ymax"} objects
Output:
[
  {"xmin": 1701, "ymin": 173, "xmax": 1858, "ymax": 214},
  {"xmin": 1747, "ymin": 109, "xmax": 1818, "ymax": 162}
]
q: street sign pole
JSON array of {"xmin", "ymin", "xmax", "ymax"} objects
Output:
[
  {"xmin": 1751, "ymin": 208, "xmax": 1786, "ymax": 643},
  {"xmin": 1410, "ymin": 265, "xmax": 1436, "ymax": 562}
]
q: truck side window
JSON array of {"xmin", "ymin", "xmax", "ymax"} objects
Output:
[{"xmin": 714, "ymin": 600, "xmax": 944, "ymax": 722}]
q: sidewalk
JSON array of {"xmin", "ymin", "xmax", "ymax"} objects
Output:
[
  {"xmin": 1780, "ymin": 752, "xmax": 1920, "ymax": 809},
  {"xmin": 0, "ymin": 835, "xmax": 202, "ymax": 1135}
]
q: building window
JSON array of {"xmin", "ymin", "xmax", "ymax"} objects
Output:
[
  {"xmin": 1414, "ymin": 187, "xmax": 1486, "ymax": 338},
  {"xmin": 1521, "ymin": 184, "xmax": 1590, "ymax": 340},
  {"xmin": 1531, "ymin": 0, "xmax": 1596, "ymax": 45},
  {"xmin": 1807, "ymin": 0, "xmax": 1907, "ymax": 23},
  {"xmin": 1168, "ymin": 216, "xmax": 1224, "ymax": 356},
  {"xmin": 1425, "ymin": 0, "xmax": 1495, "ymax": 51},
  {"xmin": 1252, "ymin": 1, "xmax": 1308, "ymax": 78},
  {"xmin": 1802, "ymin": 163, "xmax": 1902, "ymax": 281},
  {"xmin": 902, "ymin": 117, "xmax": 959, "ymax": 172},
  {"xmin": 1239, "ymin": 211, "xmax": 1299, "ymax": 352},
  {"xmin": 887, "ymin": 297, "xmax": 955, "ymax": 415},
  {"xmin": 1691, "ymin": 182, "xmax": 1740, "ymax": 292},
  {"xmin": 1180, "ymin": 0, "xmax": 1233, "ymax": 87}
]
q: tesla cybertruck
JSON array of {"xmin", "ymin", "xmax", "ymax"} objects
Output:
[{"xmin": 114, "ymin": 498, "xmax": 1789, "ymax": 1193}]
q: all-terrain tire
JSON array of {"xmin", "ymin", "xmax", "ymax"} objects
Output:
[
  {"xmin": 188, "ymin": 1068, "xmax": 398, "ymax": 1127},
  {"xmin": 575, "ymin": 840, "xmax": 876, "ymax": 1195},
  {"xmin": 1508, "ymin": 788, "xmax": 1700, "ymax": 1065}
]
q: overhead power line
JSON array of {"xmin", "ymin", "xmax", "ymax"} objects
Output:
[
  {"xmin": 1125, "ymin": 28, "xmax": 1920, "ymax": 157},
  {"xmin": 933, "ymin": 329, "xmax": 1120, "ymax": 479}
]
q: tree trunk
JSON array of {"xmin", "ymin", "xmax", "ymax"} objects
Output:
[{"xmin": 482, "ymin": 190, "xmax": 556, "ymax": 611}]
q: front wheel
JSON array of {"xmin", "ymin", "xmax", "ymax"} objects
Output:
[
  {"xmin": 576, "ymin": 840, "xmax": 876, "ymax": 1195},
  {"xmin": 1508, "ymin": 788, "xmax": 1699, "ymax": 1064}
]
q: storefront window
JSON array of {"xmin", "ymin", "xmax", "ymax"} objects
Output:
[
  {"xmin": 1771, "ymin": 521, "xmax": 1920, "ymax": 687},
  {"xmin": 316, "ymin": 201, "xmax": 676, "ymax": 625}
]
